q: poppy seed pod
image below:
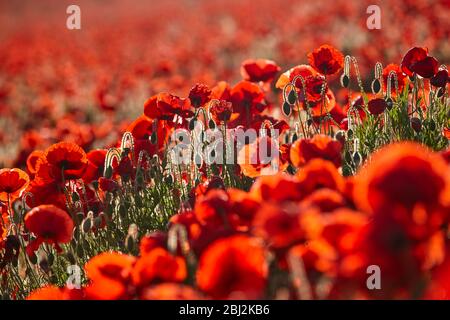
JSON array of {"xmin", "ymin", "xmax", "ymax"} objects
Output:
[
  {"xmin": 282, "ymin": 101, "xmax": 292, "ymax": 117},
  {"xmin": 371, "ymin": 78, "xmax": 381, "ymax": 94},
  {"xmin": 287, "ymin": 90, "xmax": 297, "ymax": 105},
  {"xmin": 340, "ymin": 74, "xmax": 350, "ymax": 88}
]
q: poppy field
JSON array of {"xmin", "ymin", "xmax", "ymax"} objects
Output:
[{"xmin": 0, "ymin": 0, "xmax": 449, "ymax": 301}]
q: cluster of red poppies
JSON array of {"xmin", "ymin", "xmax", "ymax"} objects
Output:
[
  {"xmin": 21, "ymin": 140, "xmax": 450, "ymax": 300},
  {"xmin": 0, "ymin": 0, "xmax": 449, "ymax": 300},
  {"xmin": 1, "ymin": 0, "xmax": 448, "ymax": 167}
]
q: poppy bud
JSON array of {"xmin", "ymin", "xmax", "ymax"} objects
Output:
[
  {"xmin": 291, "ymin": 133, "xmax": 298, "ymax": 142},
  {"xmin": 209, "ymin": 149, "xmax": 216, "ymax": 161},
  {"xmin": 188, "ymin": 118, "xmax": 197, "ymax": 131},
  {"xmin": 104, "ymin": 166, "xmax": 113, "ymax": 179},
  {"xmin": 347, "ymin": 129, "xmax": 353, "ymax": 139},
  {"xmin": 410, "ymin": 117, "xmax": 422, "ymax": 132},
  {"xmin": 371, "ymin": 78, "xmax": 381, "ymax": 94},
  {"xmin": 437, "ymin": 87, "xmax": 445, "ymax": 97},
  {"xmin": 386, "ymin": 97, "xmax": 393, "ymax": 110},
  {"xmin": 125, "ymin": 235, "xmax": 135, "ymax": 253},
  {"xmin": 340, "ymin": 74, "xmax": 350, "ymax": 88},
  {"xmin": 335, "ymin": 130, "xmax": 346, "ymax": 145},
  {"xmin": 82, "ymin": 217, "xmax": 92, "ymax": 233},
  {"xmin": 76, "ymin": 212, "xmax": 84, "ymax": 224},
  {"xmin": 353, "ymin": 152, "xmax": 362, "ymax": 166},
  {"xmin": 208, "ymin": 119, "xmax": 216, "ymax": 130},
  {"xmin": 195, "ymin": 153, "xmax": 203, "ymax": 169},
  {"xmin": 282, "ymin": 101, "xmax": 292, "ymax": 117},
  {"xmin": 94, "ymin": 215, "xmax": 102, "ymax": 228},
  {"xmin": 287, "ymin": 90, "xmax": 297, "ymax": 105}
]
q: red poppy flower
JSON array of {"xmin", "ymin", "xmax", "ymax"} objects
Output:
[
  {"xmin": 82, "ymin": 149, "xmax": 107, "ymax": 183},
  {"xmin": 250, "ymin": 173, "xmax": 303, "ymax": 202},
  {"xmin": 141, "ymin": 283, "xmax": 206, "ymax": 300},
  {"xmin": 25, "ymin": 180, "xmax": 67, "ymax": 210},
  {"xmin": 238, "ymin": 136, "xmax": 288, "ymax": 178},
  {"xmin": 355, "ymin": 143, "xmax": 450, "ymax": 227},
  {"xmin": 230, "ymin": 81, "xmax": 267, "ymax": 120},
  {"xmin": 194, "ymin": 189, "xmax": 230, "ymax": 228},
  {"xmin": 253, "ymin": 114, "xmax": 290, "ymax": 133},
  {"xmin": 226, "ymin": 188, "xmax": 260, "ymax": 231},
  {"xmin": 132, "ymin": 248, "xmax": 187, "ymax": 288},
  {"xmin": 209, "ymin": 99, "xmax": 233, "ymax": 123},
  {"xmin": 169, "ymin": 211, "xmax": 203, "ymax": 242},
  {"xmin": 401, "ymin": 47, "xmax": 439, "ymax": 78},
  {"xmin": 367, "ymin": 98, "xmax": 388, "ymax": 115},
  {"xmin": 139, "ymin": 231, "xmax": 167, "ymax": 256},
  {"xmin": 424, "ymin": 246, "xmax": 450, "ymax": 299},
  {"xmin": 382, "ymin": 63, "xmax": 408, "ymax": 93},
  {"xmin": 125, "ymin": 115, "xmax": 171, "ymax": 158},
  {"xmin": 26, "ymin": 150, "xmax": 45, "ymax": 176},
  {"xmin": 430, "ymin": 69, "xmax": 449, "ymax": 88},
  {"xmin": 288, "ymin": 239, "xmax": 337, "ymax": 286},
  {"xmin": 252, "ymin": 202, "xmax": 321, "ymax": 249},
  {"xmin": 296, "ymin": 159, "xmax": 345, "ymax": 197},
  {"xmin": 84, "ymin": 252, "xmax": 135, "ymax": 300},
  {"xmin": 196, "ymin": 235, "xmax": 268, "ymax": 299},
  {"xmin": 240, "ymin": 59, "xmax": 281, "ymax": 83},
  {"xmin": 320, "ymin": 208, "xmax": 368, "ymax": 254},
  {"xmin": 35, "ymin": 142, "xmax": 88, "ymax": 184},
  {"xmin": 144, "ymin": 93, "xmax": 193, "ymax": 120},
  {"xmin": 211, "ymin": 81, "xmax": 232, "ymax": 101},
  {"xmin": 24, "ymin": 205, "xmax": 74, "ymax": 255},
  {"xmin": 290, "ymin": 134, "xmax": 342, "ymax": 168},
  {"xmin": 307, "ymin": 45, "xmax": 344, "ymax": 76},
  {"xmin": 98, "ymin": 177, "xmax": 119, "ymax": 192},
  {"xmin": 26, "ymin": 286, "xmax": 83, "ymax": 300},
  {"xmin": 0, "ymin": 168, "xmax": 30, "ymax": 202},
  {"xmin": 276, "ymin": 64, "xmax": 318, "ymax": 89},
  {"xmin": 301, "ymin": 188, "xmax": 347, "ymax": 212},
  {"xmin": 188, "ymin": 83, "xmax": 212, "ymax": 108}
]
